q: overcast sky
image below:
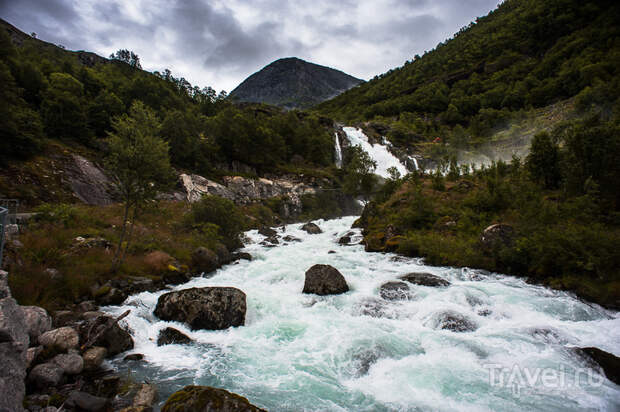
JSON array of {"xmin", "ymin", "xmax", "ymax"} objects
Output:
[{"xmin": 0, "ymin": 0, "xmax": 500, "ymax": 92}]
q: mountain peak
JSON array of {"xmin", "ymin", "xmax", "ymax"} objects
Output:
[{"xmin": 229, "ymin": 57, "xmax": 363, "ymax": 109}]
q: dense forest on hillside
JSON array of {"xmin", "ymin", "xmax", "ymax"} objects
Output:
[
  {"xmin": 317, "ymin": 0, "xmax": 619, "ymax": 150},
  {"xmin": 0, "ymin": 22, "xmax": 335, "ymax": 176}
]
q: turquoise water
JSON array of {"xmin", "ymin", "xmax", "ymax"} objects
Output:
[{"xmin": 105, "ymin": 216, "xmax": 620, "ymax": 411}]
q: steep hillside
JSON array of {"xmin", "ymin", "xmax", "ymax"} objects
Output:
[
  {"xmin": 230, "ymin": 57, "xmax": 363, "ymax": 109},
  {"xmin": 317, "ymin": 0, "xmax": 619, "ymax": 152},
  {"xmin": 0, "ymin": 19, "xmax": 341, "ymax": 198}
]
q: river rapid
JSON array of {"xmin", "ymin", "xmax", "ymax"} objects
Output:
[{"xmin": 104, "ymin": 216, "xmax": 620, "ymax": 411}]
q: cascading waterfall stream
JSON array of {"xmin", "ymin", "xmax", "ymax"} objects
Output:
[
  {"xmin": 334, "ymin": 133, "xmax": 343, "ymax": 169},
  {"xmin": 341, "ymin": 127, "xmax": 407, "ymax": 178},
  {"xmin": 104, "ymin": 217, "xmax": 620, "ymax": 412}
]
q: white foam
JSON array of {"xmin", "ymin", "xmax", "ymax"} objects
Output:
[
  {"xmin": 342, "ymin": 127, "xmax": 407, "ymax": 178},
  {"xmin": 104, "ymin": 216, "xmax": 620, "ymax": 411}
]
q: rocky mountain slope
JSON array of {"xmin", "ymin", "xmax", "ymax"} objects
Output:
[{"xmin": 229, "ymin": 57, "xmax": 363, "ymax": 109}]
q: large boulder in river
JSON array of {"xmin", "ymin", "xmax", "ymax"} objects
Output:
[
  {"xmin": 399, "ymin": 272, "xmax": 450, "ymax": 287},
  {"xmin": 574, "ymin": 347, "xmax": 620, "ymax": 385},
  {"xmin": 162, "ymin": 385, "xmax": 265, "ymax": 412},
  {"xmin": 303, "ymin": 264, "xmax": 349, "ymax": 295},
  {"xmin": 28, "ymin": 362, "xmax": 64, "ymax": 389},
  {"xmin": 157, "ymin": 327, "xmax": 192, "ymax": 346},
  {"xmin": 154, "ymin": 287, "xmax": 246, "ymax": 331},
  {"xmin": 301, "ymin": 222, "xmax": 322, "ymax": 234}
]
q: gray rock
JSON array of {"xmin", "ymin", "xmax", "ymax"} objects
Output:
[
  {"xmin": 78, "ymin": 315, "xmax": 133, "ymax": 357},
  {"xmin": 163, "ymin": 270, "xmax": 190, "ymax": 285},
  {"xmin": 28, "ymin": 363, "xmax": 64, "ymax": 389},
  {"xmin": 191, "ymin": 247, "xmax": 219, "ymax": 274},
  {"xmin": 258, "ymin": 227, "xmax": 278, "ymax": 237},
  {"xmin": 96, "ymin": 287, "xmax": 128, "ymax": 306},
  {"xmin": 154, "ymin": 287, "xmax": 246, "ymax": 331},
  {"xmin": 157, "ymin": 327, "xmax": 192, "ymax": 346},
  {"xmin": 162, "ymin": 385, "xmax": 265, "ymax": 412},
  {"xmin": 301, "ymin": 222, "xmax": 322, "ymax": 234},
  {"xmin": 38, "ymin": 327, "xmax": 79, "ymax": 351},
  {"xmin": 480, "ymin": 223, "xmax": 514, "ymax": 249},
  {"xmin": 133, "ymin": 383, "xmax": 157, "ymax": 408},
  {"xmin": 282, "ymin": 235, "xmax": 301, "ymax": 243},
  {"xmin": 338, "ymin": 235, "xmax": 352, "ymax": 245},
  {"xmin": 232, "ymin": 252, "xmax": 252, "ymax": 261},
  {"xmin": 21, "ymin": 306, "xmax": 52, "ymax": 344},
  {"xmin": 82, "ymin": 346, "xmax": 107, "ymax": 371},
  {"xmin": 65, "ymin": 391, "xmax": 108, "ymax": 412},
  {"xmin": 433, "ymin": 311, "xmax": 478, "ymax": 332},
  {"xmin": 574, "ymin": 347, "xmax": 620, "ymax": 385},
  {"xmin": 379, "ymin": 281, "xmax": 411, "ymax": 301},
  {"xmin": 26, "ymin": 346, "xmax": 42, "ymax": 368},
  {"xmin": 0, "ymin": 271, "xmax": 29, "ymax": 412},
  {"xmin": 77, "ymin": 301, "xmax": 98, "ymax": 313},
  {"xmin": 52, "ymin": 310, "xmax": 78, "ymax": 327},
  {"xmin": 123, "ymin": 353, "xmax": 144, "ymax": 361},
  {"xmin": 52, "ymin": 353, "xmax": 84, "ymax": 375},
  {"xmin": 303, "ymin": 264, "xmax": 349, "ymax": 295},
  {"xmin": 399, "ymin": 272, "xmax": 451, "ymax": 287}
]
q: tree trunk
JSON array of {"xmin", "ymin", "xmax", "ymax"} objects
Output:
[{"xmin": 112, "ymin": 200, "xmax": 131, "ymax": 272}]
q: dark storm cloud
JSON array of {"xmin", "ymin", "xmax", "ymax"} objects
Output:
[{"xmin": 0, "ymin": 0, "xmax": 500, "ymax": 91}]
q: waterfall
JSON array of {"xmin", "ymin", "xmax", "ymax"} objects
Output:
[
  {"xmin": 334, "ymin": 133, "xmax": 343, "ymax": 168},
  {"xmin": 342, "ymin": 127, "xmax": 407, "ymax": 178},
  {"xmin": 408, "ymin": 155, "xmax": 419, "ymax": 171}
]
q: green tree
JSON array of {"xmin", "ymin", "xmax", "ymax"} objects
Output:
[
  {"xmin": 527, "ymin": 131, "xmax": 561, "ymax": 189},
  {"xmin": 343, "ymin": 146, "xmax": 377, "ymax": 199},
  {"xmin": 106, "ymin": 101, "xmax": 174, "ymax": 269},
  {"xmin": 41, "ymin": 72, "xmax": 90, "ymax": 142}
]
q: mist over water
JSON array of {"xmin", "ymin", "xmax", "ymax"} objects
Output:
[{"xmin": 104, "ymin": 217, "xmax": 620, "ymax": 411}]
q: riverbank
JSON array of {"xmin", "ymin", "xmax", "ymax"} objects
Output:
[{"xmin": 355, "ymin": 167, "xmax": 620, "ymax": 310}]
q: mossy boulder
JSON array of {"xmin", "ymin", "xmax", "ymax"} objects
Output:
[
  {"xmin": 364, "ymin": 232, "xmax": 385, "ymax": 252},
  {"xmin": 384, "ymin": 235, "xmax": 406, "ymax": 252},
  {"xmin": 154, "ymin": 287, "xmax": 246, "ymax": 331},
  {"xmin": 162, "ymin": 385, "xmax": 265, "ymax": 412},
  {"xmin": 302, "ymin": 264, "xmax": 349, "ymax": 296}
]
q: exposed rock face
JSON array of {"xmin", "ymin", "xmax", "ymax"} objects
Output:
[
  {"xmin": 0, "ymin": 271, "xmax": 29, "ymax": 412},
  {"xmin": 133, "ymin": 383, "xmax": 158, "ymax": 408},
  {"xmin": 162, "ymin": 385, "xmax": 266, "ymax": 412},
  {"xmin": 301, "ymin": 222, "xmax": 322, "ymax": 234},
  {"xmin": 229, "ymin": 56, "xmax": 363, "ymax": 110},
  {"xmin": 66, "ymin": 155, "xmax": 114, "ymax": 205},
  {"xmin": 575, "ymin": 347, "xmax": 620, "ymax": 385},
  {"xmin": 78, "ymin": 315, "xmax": 134, "ymax": 357},
  {"xmin": 176, "ymin": 174, "xmax": 320, "ymax": 219},
  {"xmin": 399, "ymin": 272, "xmax": 451, "ymax": 287},
  {"xmin": 22, "ymin": 305, "xmax": 52, "ymax": 344},
  {"xmin": 480, "ymin": 223, "xmax": 515, "ymax": 249},
  {"xmin": 157, "ymin": 327, "xmax": 192, "ymax": 346},
  {"xmin": 379, "ymin": 281, "xmax": 411, "ymax": 301},
  {"xmin": 303, "ymin": 264, "xmax": 349, "ymax": 295},
  {"xmin": 154, "ymin": 287, "xmax": 247, "ymax": 331},
  {"xmin": 39, "ymin": 327, "xmax": 79, "ymax": 351}
]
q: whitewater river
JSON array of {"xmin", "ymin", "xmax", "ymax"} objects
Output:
[{"xmin": 104, "ymin": 216, "xmax": 620, "ymax": 411}]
